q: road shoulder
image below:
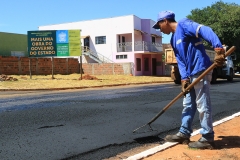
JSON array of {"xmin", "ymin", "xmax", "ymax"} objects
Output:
[{"xmin": 126, "ymin": 112, "xmax": 240, "ymax": 160}]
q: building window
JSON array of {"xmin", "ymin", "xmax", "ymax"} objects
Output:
[
  {"xmin": 116, "ymin": 55, "xmax": 127, "ymax": 59},
  {"xmin": 95, "ymin": 36, "xmax": 106, "ymax": 44},
  {"xmin": 144, "ymin": 58, "xmax": 149, "ymax": 71},
  {"xmin": 152, "ymin": 37, "xmax": 155, "ymax": 43},
  {"xmin": 136, "ymin": 58, "xmax": 141, "ymax": 71}
]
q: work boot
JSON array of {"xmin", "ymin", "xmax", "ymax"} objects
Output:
[
  {"xmin": 165, "ymin": 132, "xmax": 190, "ymax": 144},
  {"xmin": 188, "ymin": 137, "xmax": 215, "ymax": 149}
]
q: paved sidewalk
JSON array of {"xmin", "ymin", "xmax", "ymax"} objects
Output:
[{"xmin": 126, "ymin": 112, "xmax": 240, "ymax": 160}]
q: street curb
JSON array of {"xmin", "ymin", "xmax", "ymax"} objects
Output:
[
  {"xmin": 0, "ymin": 80, "xmax": 173, "ymax": 91},
  {"xmin": 124, "ymin": 111, "xmax": 240, "ymax": 160}
]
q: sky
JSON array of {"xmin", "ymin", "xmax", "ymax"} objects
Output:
[{"xmin": 1, "ymin": 0, "xmax": 239, "ymax": 43}]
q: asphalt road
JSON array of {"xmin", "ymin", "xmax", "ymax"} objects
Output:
[{"xmin": 1, "ymin": 78, "xmax": 240, "ymax": 160}]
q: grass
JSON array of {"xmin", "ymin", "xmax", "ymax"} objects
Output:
[{"xmin": 0, "ymin": 74, "xmax": 172, "ymax": 90}]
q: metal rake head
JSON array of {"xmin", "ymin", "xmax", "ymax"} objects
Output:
[{"xmin": 133, "ymin": 124, "xmax": 157, "ymax": 134}]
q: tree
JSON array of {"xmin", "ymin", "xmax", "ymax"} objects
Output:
[{"xmin": 187, "ymin": 1, "xmax": 240, "ymax": 65}]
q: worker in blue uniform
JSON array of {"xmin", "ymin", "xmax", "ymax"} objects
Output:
[{"xmin": 153, "ymin": 11, "xmax": 225, "ymax": 149}]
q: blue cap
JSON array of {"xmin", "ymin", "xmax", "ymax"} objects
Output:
[{"xmin": 152, "ymin": 11, "xmax": 175, "ymax": 29}]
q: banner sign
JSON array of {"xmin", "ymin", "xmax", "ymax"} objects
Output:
[{"xmin": 28, "ymin": 30, "xmax": 81, "ymax": 57}]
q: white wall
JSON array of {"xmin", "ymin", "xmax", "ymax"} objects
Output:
[{"xmin": 133, "ymin": 15, "xmax": 142, "ymax": 30}]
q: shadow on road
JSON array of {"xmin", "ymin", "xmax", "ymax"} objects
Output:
[{"xmin": 214, "ymin": 136, "xmax": 240, "ymax": 149}]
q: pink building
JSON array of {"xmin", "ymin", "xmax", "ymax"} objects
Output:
[{"xmin": 39, "ymin": 15, "xmax": 164, "ymax": 76}]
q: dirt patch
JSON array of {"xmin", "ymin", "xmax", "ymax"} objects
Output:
[
  {"xmin": 0, "ymin": 74, "xmax": 173, "ymax": 90},
  {"xmin": 144, "ymin": 116, "xmax": 240, "ymax": 160},
  {"xmin": 79, "ymin": 74, "xmax": 99, "ymax": 80},
  {"xmin": 0, "ymin": 74, "xmax": 18, "ymax": 81}
]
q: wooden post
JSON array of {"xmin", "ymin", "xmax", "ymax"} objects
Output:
[
  {"xmin": 36, "ymin": 58, "xmax": 39, "ymax": 75},
  {"xmin": 29, "ymin": 58, "xmax": 32, "ymax": 79},
  {"xmin": 66, "ymin": 58, "xmax": 69, "ymax": 75},
  {"xmin": 51, "ymin": 57, "xmax": 54, "ymax": 79},
  {"xmin": 80, "ymin": 56, "xmax": 82, "ymax": 80},
  {"xmin": 18, "ymin": 58, "xmax": 21, "ymax": 75}
]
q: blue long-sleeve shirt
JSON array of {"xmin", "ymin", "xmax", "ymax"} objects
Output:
[{"xmin": 170, "ymin": 18, "xmax": 223, "ymax": 80}]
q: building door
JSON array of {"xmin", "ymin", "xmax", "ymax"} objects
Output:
[
  {"xmin": 152, "ymin": 58, "xmax": 157, "ymax": 75},
  {"xmin": 142, "ymin": 55, "xmax": 151, "ymax": 75},
  {"xmin": 122, "ymin": 36, "xmax": 126, "ymax": 52},
  {"xmin": 84, "ymin": 37, "xmax": 90, "ymax": 48}
]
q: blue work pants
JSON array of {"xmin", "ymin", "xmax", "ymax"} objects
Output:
[{"xmin": 179, "ymin": 72, "xmax": 214, "ymax": 141}]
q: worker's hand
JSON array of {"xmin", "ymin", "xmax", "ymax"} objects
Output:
[
  {"xmin": 214, "ymin": 48, "xmax": 225, "ymax": 67},
  {"xmin": 181, "ymin": 79, "xmax": 190, "ymax": 97}
]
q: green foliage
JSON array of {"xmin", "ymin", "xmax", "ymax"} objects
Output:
[{"xmin": 187, "ymin": 0, "xmax": 240, "ymax": 65}]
